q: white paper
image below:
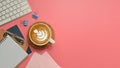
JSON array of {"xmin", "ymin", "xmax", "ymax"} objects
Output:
[
  {"xmin": 26, "ymin": 52, "xmax": 61, "ymax": 68},
  {"xmin": 0, "ymin": 35, "xmax": 28, "ymax": 68}
]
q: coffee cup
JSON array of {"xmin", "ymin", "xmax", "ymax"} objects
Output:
[{"xmin": 29, "ymin": 22, "xmax": 55, "ymax": 46}]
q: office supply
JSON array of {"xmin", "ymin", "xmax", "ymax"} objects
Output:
[
  {"xmin": 26, "ymin": 52, "xmax": 61, "ymax": 68},
  {"xmin": 0, "ymin": 29, "xmax": 28, "ymax": 51},
  {"xmin": 32, "ymin": 13, "xmax": 39, "ymax": 19},
  {"xmin": 4, "ymin": 31, "xmax": 25, "ymax": 45},
  {"xmin": 0, "ymin": 0, "xmax": 32, "ymax": 26},
  {"xmin": 0, "ymin": 35, "xmax": 28, "ymax": 68},
  {"xmin": 24, "ymin": 20, "xmax": 29, "ymax": 26},
  {"xmin": 7, "ymin": 25, "xmax": 32, "ymax": 54}
]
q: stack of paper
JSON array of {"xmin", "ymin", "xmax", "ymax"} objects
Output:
[
  {"xmin": 0, "ymin": 35, "xmax": 28, "ymax": 68},
  {"xmin": 26, "ymin": 52, "xmax": 61, "ymax": 68},
  {"xmin": 7, "ymin": 25, "xmax": 32, "ymax": 54}
]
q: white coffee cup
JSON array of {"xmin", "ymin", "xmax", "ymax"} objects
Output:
[{"xmin": 29, "ymin": 22, "xmax": 55, "ymax": 46}]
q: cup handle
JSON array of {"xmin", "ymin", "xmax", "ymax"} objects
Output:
[{"xmin": 49, "ymin": 38, "xmax": 55, "ymax": 44}]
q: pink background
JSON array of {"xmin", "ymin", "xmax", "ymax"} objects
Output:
[{"xmin": 0, "ymin": 0, "xmax": 120, "ymax": 68}]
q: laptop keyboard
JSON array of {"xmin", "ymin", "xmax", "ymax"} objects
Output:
[{"xmin": 0, "ymin": 0, "xmax": 32, "ymax": 26}]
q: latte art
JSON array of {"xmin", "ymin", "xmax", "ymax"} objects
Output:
[
  {"xmin": 34, "ymin": 29, "xmax": 48, "ymax": 41},
  {"xmin": 29, "ymin": 22, "xmax": 55, "ymax": 46}
]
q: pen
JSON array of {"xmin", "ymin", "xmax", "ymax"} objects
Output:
[{"xmin": 3, "ymin": 31, "xmax": 24, "ymax": 45}]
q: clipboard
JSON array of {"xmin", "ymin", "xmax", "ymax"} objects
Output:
[{"xmin": 0, "ymin": 29, "xmax": 28, "ymax": 51}]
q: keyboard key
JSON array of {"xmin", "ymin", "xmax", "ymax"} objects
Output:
[
  {"xmin": 20, "ymin": 1, "xmax": 27, "ymax": 6},
  {"xmin": 21, "ymin": 5, "xmax": 29, "ymax": 11},
  {"xmin": 1, "ymin": 16, "xmax": 5, "ymax": 19},
  {"xmin": 13, "ymin": 10, "xmax": 17, "ymax": 14},
  {"xmin": 17, "ymin": 4, "xmax": 20, "ymax": 8},
  {"xmin": 9, "ymin": 12, "xmax": 13, "ymax": 16},
  {"xmin": 0, "ymin": 18, "xmax": 11, "ymax": 25},
  {"xmin": 9, "ymin": 7, "xmax": 13, "ymax": 11},
  {"xmin": 14, "ymin": 1, "xmax": 18, "ymax": 4},
  {"xmin": 5, "ymin": 9, "xmax": 9, "ymax": 13},
  {"xmin": 6, "ymin": 0, "xmax": 10, "ymax": 3},
  {"xmin": 17, "ymin": 0, "xmax": 22, "ymax": 3},
  {"xmin": 15, "ymin": 14, "xmax": 20, "ymax": 17},
  {"xmin": 0, "ymin": 3, "xmax": 2, "ymax": 7},
  {"xmin": 0, "ymin": 0, "xmax": 3, "ymax": 2},
  {"xmin": 19, "ymin": 12, "xmax": 23, "ymax": 16},
  {"xmin": 17, "ymin": 9, "xmax": 20, "ymax": 12},
  {"xmin": 5, "ymin": 14, "xmax": 9, "ymax": 18},
  {"xmin": 2, "ymin": 1, "xmax": 6, "ymax": 5},
  {"xmin": 10, "ymin": 0, "xmax": 14, "ymax": 1},
  {"xmin": 2, "ymin": 11, "xmax": 5, "ymax": 15},
  {"xmin": 11, "ymin": 15, "xmax": 16, "ymax": 20},
  {"xmin": 0, "ymin": 8, "xmax": 2, "ymax": 12},
  {"xmin": 10, "ymin": 2, "xmax": 14, "ymax": 6},
  {"xmin": 6, "ymin": 4, "xmax": 10, "ymax": 8},
  {"xmin": 2, "ymin": 6, "xmax": 6, "ymax": 10},
  {"xmin": 13, "ymin": 6, "xmax": 17, "ymax": 9}
]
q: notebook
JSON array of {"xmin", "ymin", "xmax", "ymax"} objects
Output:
[
  {"xmin": 26, "ymin": 52, "xmax": 61, "ymax": 68},
  {"xmin": 7, "ymin": 25, "xmax": 32, "ymax": 54},
  {"xmin": 0, "ymin": 35, "xmax": 28, "ymax": 68}
]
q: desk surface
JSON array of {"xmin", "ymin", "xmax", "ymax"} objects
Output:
[{"xmin": 0, "ymin": 0, "xmax": 120, "ymax": 68}]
